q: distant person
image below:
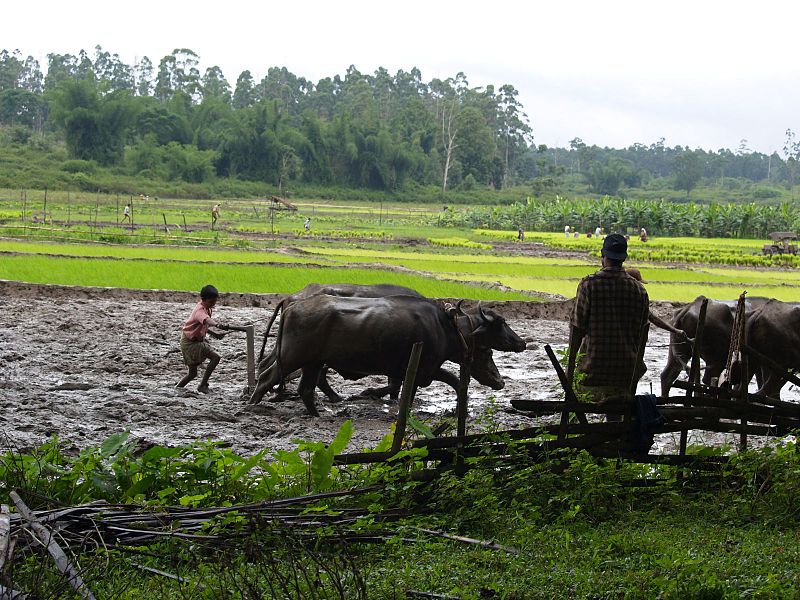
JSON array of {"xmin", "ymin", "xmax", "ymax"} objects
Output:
[
  {"xmin": 518, "ymin": 227, "xmax": 525, "ymax": 241},
  {"xmin": 567, "ymin": 234, "xmax": 650, "ymax": 416},
  {"xmin": 212, "ymin": 203, "xmax": 220, "ymax": 228},
  {"xmin": 595, "ymin": 226, "xmax": 602, "ymax": 238},
  {"xmin": 177, "ymin": 285, "xmax": 230, "ymax": 393},
  {"xmin": 640, "ymin": 227, "xmax": 648, "ymax": 242},
  {"xmin": 122, "ymin": 204, "xmax": 131, "ymax": 223},
  {"xmin": 304, "ymin": 217, "xmax": 311, "ymax": 232},
  {"xmin": 564, "ymin": 224, "xmax": 571, "ymax": 237},
  {"xmin": 573, "ymin": 231, "xmax": 579, "ymax": 238}
]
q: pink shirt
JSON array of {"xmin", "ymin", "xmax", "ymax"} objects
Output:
[{"xmin": 182, "ymin": 301, "xmax": 217, "ymax": 341}]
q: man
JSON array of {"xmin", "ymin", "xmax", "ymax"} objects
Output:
[
  {"xmin": 122, "ymin": 204, "xmax": 131, "ymax": 223},
  {"xmin": 566, "ymin": 234, "xmax": 650, "ymax": 414},
  {"xmin": 212, "ymin": 203, "xmax": 220, "ymax": 227}
]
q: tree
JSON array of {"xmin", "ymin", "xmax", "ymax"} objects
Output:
[
  {"xmin": 496, "ymin": 84, "xmax": 532, "ymax": 188},
  {"xmin": 201, "ymin": 66, "xmax": 231, "ymax": 103},
  {"xmin": 93, "ymin": 45, "xmax": 134, "ymax": 93},
  {"xmin": 232, "ymin": 70, "xmax": 255, "ymax": 109},
  {"xmin": 672, "ymin": 150, "xmax": 704, "ymax": 196},
  {"xmin": 586, "ymin": 157, "xmax": 633, "ymax": 196},
  {"xmin": 430, "ymin": 73, "xmax": 468, "ymax": 193},
  {"xmin": 783, "ymin": 128, "xmax": 800, "ymax": 198},
  {"xmin": 50, "ymin": 78, "xmax": 139, "ymax": 164},
  {"xmin": 134, "ymin": 57, "xmax": 154, "ymax": 97},
  {"xmin": 454, "ymin": 106, "xmax": 494, "ymax": 185}
]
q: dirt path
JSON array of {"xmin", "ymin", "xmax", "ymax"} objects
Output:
[{"xmin": 1, "ymin": 285, "xmax": 794, "ymax": 456}]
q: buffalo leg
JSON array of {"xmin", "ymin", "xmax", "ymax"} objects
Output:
[
  {"xmin": 388, "ymin": 377, "xmax": 402, "ymax": 400},
  {"xmin": 249, "ymin": 364, "xmax": 282, "ymax": 404},
  {"xmin": 317, "ymin": 367, "xmax": 345, "ymax": 403},
  {"xmin": 299, "ymin": 365, "xmax": 323, "ymax": 416},
  {"xmin": 660, "ymin": 338, "xmax": 691, "ymax": 398}
]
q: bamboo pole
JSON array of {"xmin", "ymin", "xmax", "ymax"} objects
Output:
[
  {"xmin": 0, "ymin": 583, "xmax": 28, "ymax": 599},
  {"xmin": 456, "ymin": 361, "xmax": 470, "ymax": 438},
  {"xmin": 0, "ymin": 504, "xmax": 9, "ymax": 571},
  {"xmin": 391, "ymin": 342, "xmax": 424, "ymax": 454},
  {"xmin": 10, "ymin": 491, "xmax": 96, "ymax": 600},
  {"xmin": 544, "ymin": 344, "xmax": 588, "ymax": 440},
  {"xmin": 682, "ymin": 298, "xmax": 708, "ymax": 455}
]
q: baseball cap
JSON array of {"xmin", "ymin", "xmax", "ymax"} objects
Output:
[{"xmin": 601, "ymin": 233, "xmax": 627, "ymax": 261}]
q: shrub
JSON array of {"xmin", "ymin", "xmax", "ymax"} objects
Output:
[{"xmin": 62, "ymin": 159, "xmax": 97, "ymax": 175}]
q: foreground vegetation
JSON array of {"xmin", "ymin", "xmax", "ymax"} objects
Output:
[{"xmin": 2, "ymin": 428, "xmax": 799, "ymax": 598}]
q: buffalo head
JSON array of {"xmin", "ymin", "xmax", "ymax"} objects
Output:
[
  {"xmin": 466, "ymin": 304, "xmax": 526, "ymax": 353},
  {"xmin": 470, "ymin": 346, "xmax": 505, "ymax": 390}
]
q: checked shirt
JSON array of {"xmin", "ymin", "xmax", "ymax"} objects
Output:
[{"xmin": 571, "ymin": 266, "xmax": 650, "ymax": 388}]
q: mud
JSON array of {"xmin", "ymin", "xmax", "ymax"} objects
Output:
[{"xmin": 1, "ymin": 283, "xmax": 795, "ymax": 456}]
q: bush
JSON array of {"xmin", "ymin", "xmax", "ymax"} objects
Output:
[{"xmin": 62, "ymin": 159, "xmax": 97, "ymax": 175}]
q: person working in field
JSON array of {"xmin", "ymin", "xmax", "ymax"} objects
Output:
[
  {"xmin": 212, "ymin": 203, "xmax": 220, "ymax": 228},
  {"xmin": 122, "ymin": 203, "xmax": 131, "ymax": 223},
  {"xmin": 567, "ymin": 234, "xmax": 650, "ymax": 415},
  {"xmin": 177, "ymin": 285, "xmax": 230, "ymax": 393}
]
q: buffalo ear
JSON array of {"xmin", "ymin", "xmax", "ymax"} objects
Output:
[{"xmin": 455, "ymin": 299, "xmax": 466, "ymax": 315}]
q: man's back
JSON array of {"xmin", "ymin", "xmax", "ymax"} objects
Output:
[{"xmin": 571, "ymin": 267, "xmax": 649, "ymax": 388}]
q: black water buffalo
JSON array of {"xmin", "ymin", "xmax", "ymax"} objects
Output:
[
  {"xmin": 258, "ymin": 283, "xmax": 423, "ymax": 361},
  {"xmin": 746, "ymin": 299, "xmax": 800, "ymax": 398},
  {"xmin": 249, "ymin": 295, "xmax": 526, "ymax": 415},
  {"xmin": 258, "ymin": 283, "xmax": 425, "ymax": 400},
  {"xmin": 659, "ymin": 296, "xmax": 769, "ymax": 397}
]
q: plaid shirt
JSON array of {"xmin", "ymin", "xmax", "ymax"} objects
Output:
[{"xmin": 571, "ymin": 266, "xmax": 650, "ymax": 388}]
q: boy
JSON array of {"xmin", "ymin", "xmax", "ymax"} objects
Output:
[{"xmin": 177, "ymin": 285, "xmax": 229, "ymax": 393}]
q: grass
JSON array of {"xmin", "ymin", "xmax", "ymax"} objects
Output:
[
  {"xmin": 5, "ymin": 431, "xmax": 800, "ymax": 598},
  {"xmin": 5, "ymin": 237, "xmax": 800, "ymax": 301},
  {"xmin": 0, "ymin": 239, "xmax": 323, "ymax": 264},
  {"xmin": 0, "ymin": 254, "xmax": 531, "ymax": 300}
]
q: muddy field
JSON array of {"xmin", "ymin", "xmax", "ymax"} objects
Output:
[{"xmin": 1, "ymin": 283, "xmax": 795, "ymax": 456}]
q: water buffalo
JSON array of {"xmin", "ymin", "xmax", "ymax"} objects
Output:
[
  {"xmin": 659, "ymin": 295, "xmax": 769, "ymax": 397},
  {"xmin": 258, "ymin": 283, "xmax": 425, "ymax": 400},
  {"xmin": 746, "ymin": 299, "xmax": 800, "ymax": 398},
  {"xmin": 249, "ymin": 295, "xmax": 526, "ymax": 415},
  {"xmin": 258, "ymin": 283, "xmax": 423, "ymax": 361}
]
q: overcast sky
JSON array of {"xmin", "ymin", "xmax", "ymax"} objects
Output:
[{"xmin": 3, "ymin": 0, "xmax": 798, "ymax": 154}]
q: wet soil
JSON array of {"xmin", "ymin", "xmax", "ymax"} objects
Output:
[{"xmin": 1, "ymin": 282, "xmax": 795, "ymax": 456}]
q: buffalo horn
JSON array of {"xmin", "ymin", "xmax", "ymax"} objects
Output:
[{"xmin": 477, "ymin": 301, "xmax": 495, "ymax": 323}]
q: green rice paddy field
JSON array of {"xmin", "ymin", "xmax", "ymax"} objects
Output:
[{"xmin": 1, "ymin": 236, "xmax": 798, "ymax": 302}]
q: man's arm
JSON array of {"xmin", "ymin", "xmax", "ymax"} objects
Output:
[{"xmin": 648, "ymin": 312, "xmax": 690, "ymax": 340}]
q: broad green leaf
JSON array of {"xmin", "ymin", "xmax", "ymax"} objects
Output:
[
  {"xmin": 328, "ymin": 420, "xmax": 354, "ymax": 455},
  {"xmin": 100, "ymin": 431, "xmax": 131, "ymax": 458}
]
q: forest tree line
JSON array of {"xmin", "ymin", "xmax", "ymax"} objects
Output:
[{"xmin": 1, "ymin": 46, "xmax": 799, "ymax": 200}]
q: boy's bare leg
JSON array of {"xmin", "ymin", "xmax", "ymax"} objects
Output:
[
  {"xmin": 177, "ymin": 365, "xmax": 198, "ymax": 388},
  {"xmin": 197, "ymin": 351, "xmax": 221, "ymax": 393}
]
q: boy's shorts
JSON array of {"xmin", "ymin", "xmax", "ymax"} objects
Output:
[{"xmin": 180, "ymin": 333, "xmax": 213, "ymax": 367}]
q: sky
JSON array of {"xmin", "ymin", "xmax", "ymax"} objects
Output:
[{"xmin": 3, "ymin": 0, "xmax": 798, "ymax": 154}]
